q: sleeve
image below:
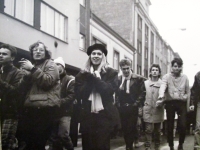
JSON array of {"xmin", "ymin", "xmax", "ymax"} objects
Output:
[
  {"xmin": 138, "ymin": 81, "xmax": 146, "ymax": 107},
  {"xmin": 159, "ymin": 74, "xmax": 168, "ymax": 98},
  {"xmin": 93, "ymin": 69, "xmax": 118, "ymax": 96},
  {"xmin": 60, "ymin": 79, "xmax": 75, "ymax": 108},
  {"xmin": 74, "ymin": 71, "xmax": 94, "ymax": 101},
  {"xmin": 30, "ymin": 61, "xmax": 59, "ymax": 90},
  {"xmin": 190, "ymin": 74, "xmax": 198, "ymax": 105},
  {"xmin": 0, "ymin": 70, "xmax": 24, "ymax": 95}
]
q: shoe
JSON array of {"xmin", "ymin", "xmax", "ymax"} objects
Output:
[
  {"xmin": 178, "ymin": 144, "xmax": 183, "ymax": 150},
  {"xmin": 135, "ymin": 142, "xmax": 139, "ymax": 148}
]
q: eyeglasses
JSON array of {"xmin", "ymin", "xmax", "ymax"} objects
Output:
[{"xmin": 32, "ymin": 48, "xmax": 45, "ymax": 53}]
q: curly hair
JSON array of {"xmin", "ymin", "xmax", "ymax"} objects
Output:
[
  {"xmin": 29, "ymin": 41, "xmax": 51, "ymax": 63},
  {"xmin": 171, "ymin": 58, "xmax": 183, "ymax": 67},
  {"xmin": 149, "ymin": 64, "xmax": 161, "ymax": 78}
]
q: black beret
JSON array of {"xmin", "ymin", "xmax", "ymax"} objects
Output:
[{"xmin": 87, "ymin": 44, "xmax": 108, "ymax": 56}]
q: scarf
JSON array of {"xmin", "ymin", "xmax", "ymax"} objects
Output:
[
  {"xmin": 119, "ymin": 70, "xmax": 132, "ymax": 94},
  {"xmin": 88, "ymin": 66, "xmax": 104, "ymax": 113}
]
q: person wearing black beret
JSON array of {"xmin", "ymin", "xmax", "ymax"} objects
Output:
[{"xmin": 75, "ymin": 44, "xmax": 120, "ymax": 150}]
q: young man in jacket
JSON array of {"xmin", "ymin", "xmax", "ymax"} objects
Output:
[
  {"xmin": 140, "ymin": 64, "xmax": 164, "ymax": 150},
  {"xmin": 47, "ymin": 57, "xmax": 75, "ymax": 150},
  {"xmin": 116, "ymin": 59, "xmax": 144, "ymax": 150},
  {"xmin": 19, "ymin": 41, "xmax": 60, "ymax": 150},
  {"xmin": 0, "ymin": 43, "xmax": 24, "ymax": 149},
  {"xmin": 158, "ymin": 58, "xmax": 190, "ymax": 150}
]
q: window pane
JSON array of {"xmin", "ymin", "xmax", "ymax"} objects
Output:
[
  {"xmin": 4, "ymin": 0, "xmax": 15, "ymax": 16},
  {"xmin": 113, "ymin": 51, "xmax": 119, "ymax": 70},
  {"xmin": 79, "ymin": 34, "xmax": 85, "ymax": 51},
  {"xmin": 40, "ymin": 3, "xmax": 54, "ymax": 36}
]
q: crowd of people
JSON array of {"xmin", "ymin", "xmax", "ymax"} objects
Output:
[{"xmin": 0, "ymin": 42, "xmax": 200, "ymax": 150}]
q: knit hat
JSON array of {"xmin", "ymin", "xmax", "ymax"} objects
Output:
[
  {"xmin": 54, "ymin": 57, "xmax": 65, "ymax": 68},
  {"xmin": 87, "ymin": 44, "xmax": 108, "ymax": 56}
]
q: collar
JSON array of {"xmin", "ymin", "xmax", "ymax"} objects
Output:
[{"xmin": 2, "ymin": 64, "xmax": 14, "ymax": 73}]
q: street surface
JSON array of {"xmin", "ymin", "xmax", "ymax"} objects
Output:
[{"xmin": 75, "ymin": 134, "xmax": 194, "ymax": 150}]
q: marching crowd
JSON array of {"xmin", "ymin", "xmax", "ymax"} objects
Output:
[{"xmin": 0, "ymin": 42, "xmax": 200, "ymax": 150}]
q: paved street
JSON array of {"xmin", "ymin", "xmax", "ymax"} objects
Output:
[{"xmin": 75, "ymin": 134, "xmax": 194, "ymax": 150}]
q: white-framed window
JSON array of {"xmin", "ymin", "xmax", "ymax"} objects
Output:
[
  {"xmin": 138, "ymin": 15, "xmax": 142, "ymax": 30},
  {"xmin": 137, "ymin": 65, "xmax": 141, "ymax": 75},
  {"xmin": 79, "ymin": 34, "xmax": 85, "ymax": 51},
  {"xmin": 145, "ymin": 48, "xmax": 148, "ymax": 59},
  {"xmin": 113, "ymin": 50, "xmax": 119, "ymax": 71},
  {"xmin": 79, "ymin": 0, "xmax": 86, "ymax": 7},
  {"xmin": 40, "ymin": 3, "xmax": 68, "ymax": 41},
  {"xmin": 137, "ymin": 40, "xmax": 142, "ymax": 54},
  {"xmin": 4, "ymin": 0, "xmax": 34, "ymax": 25}
]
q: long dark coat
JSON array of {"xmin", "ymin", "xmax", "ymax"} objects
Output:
[{"xmin": 75, "ymin": 67, "xmax": 119, "ymax": 133}]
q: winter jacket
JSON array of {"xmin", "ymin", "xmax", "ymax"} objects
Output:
[
  {"xmin": 116, "ymin": 73, "xmax": 144, "ymax": 107},
  {"xmin": 75, "ymin": 67, "xmax": 119, "ymax": 133},
  {"xmin": 191, "ymin": 71, "xmax": 200, "ymax": 105},
  {"xmin": 58, "ymin": 72, "xmax": 75, "ymax": 116},
  {"xmin": 141, "ymin": 79, "xmax": 164, "ymax": 123},
  {"xmin": 0, "ymin": 64, "xmax": 24, "ymax": 119},
  {"xmin": 21, "ymin": 59, "xmax": 60, "ymax": 110}
]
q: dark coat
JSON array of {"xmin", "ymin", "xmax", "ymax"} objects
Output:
[
  {"xmin": 0, "ymin": 64, "xmax": 24, "ymax": 119},
  {"xmin": 59, "ymin": 72, "xmax": 75, "ymax": 116},
  {"xmin": 116, "ymin": 73, "xmax": 144, "ymax": 107},
  {"xmin": 75, "ymin": 67, "xmax": 119, "ymax": 133},
  {"xmin": 191, "ymin": 71, "xmax": 200, "ymax": 105}
]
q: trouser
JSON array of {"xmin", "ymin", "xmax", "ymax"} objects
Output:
[
  {"xmin": 194, "ymin": 102, "xmax": 200, "ymax": 150},
  {"xmin": 165, "ymin": 101, "xmax": 187, "ymax": 147},
  {"xmin": 2, "ymin": 118, "xmax": 18, "ymax": 150},
  {"xmin": 144, "ymin": 122, "xmax": 161, "ymax": 148},
  {"xmin": 119, "ymin": 105, "xmax": 138, "ymax": 149},
  {"xmin": 49, "ymin": 116, "xmax": 73, "ymax": 150},
  {"xmin": 69, "ymin": 104, "xmax": 80, "ymax": 147},
  {"xmin": 81, "ymin": 113, "xmax": 111, "ymax": 150},
  {"xmin": 22, "ymin": 109, "xmax": 55, "ymax": 150}
]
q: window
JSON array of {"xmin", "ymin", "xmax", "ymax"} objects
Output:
[
  {"xmin": 137, "ymin": 65, "xmax": 141, "ymax": 75},
  {"xmin": 40, "ymin": 3, "xmax": 68, "ymax": 41},
  {"xmin": 137, "ymin": 40, "xmax": 142, "ymax": 54},
  {"xmin": 145, "ymin": 48, "xmax": 148, "ymax": 59},
  {"xmin": 4, "ymin": 0, "xmax": 34, "ymax": 25},
  {"xmin": 138, "ymin": 15, "xmax": 142, "ymax": 30},
  {"xmin": 113, "ymin": 51, "xmax": 119, "ymax": 71},
  {"xmin": 92, "ymin": 37, "xmax": 106, "ymax": 47},
  {"xmin": 79, "ymin": 0, "xmax": 86, "ymax": 7},
  {"xmin": 79, "ymin": 34, "xmax": 85, "ymax": 51},
  {"xmin": 145, "ymin": 24, "xmax": 149, "ymax": 37}
]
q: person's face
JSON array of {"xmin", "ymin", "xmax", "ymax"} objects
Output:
[
  {"xmin": 32, "ymin": 43, "xmax": 46, "ymax": 61},
  {"xmin": 172, "ymin": 62, "xmax": 182, "ymax": 74},
  {"xmin": 0, "ymin": 48, "xmax": 14, "ymax": 65},
  {"xmin": 151, "ymin": 67, "xmax": 160, "ymax": 77},
  {"xmin": 56, "ymin": 63, "xmax": 64, "ymax": 75},
  {"xmin": 120, "ymin": 65, "xmax": 131, "ymax": 77},
  {"xmin": 90, "ymin": 50, "xmax": 103, "ymax": 66}
]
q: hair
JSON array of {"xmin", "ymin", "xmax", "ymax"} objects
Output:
[
  {"xmin": 29, "ymin": 41, "xmax": 51, "ymax": 62},
  {"xmin": 171, "ymin": 57, "xmax": 183, "ymax": 67},
  {"xmin": 119, "ymin": 59, "xmax": 131, "ymax": 67},
  {"xmin": 0, "ymin": 43, "xmax": 17, "ymax": 57},
  {"xmin": 149, "ymin": 64, "xmax": 161, "ymax": 78}
]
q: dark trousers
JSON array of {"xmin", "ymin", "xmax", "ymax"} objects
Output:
[
  {"xmin": 21, "ymin": 109, "xmax": 55, "ymax": 150},
  {"xmin": 165, "ymin": 101, "xmax": 187, "ymax": 147},
  {"xmin": 81, "ymin": 113, "xmax": 111, "ymax": 150},
  {"xmin": 119, "ymin": 105, "xmax": 138, "ymax": 149}
]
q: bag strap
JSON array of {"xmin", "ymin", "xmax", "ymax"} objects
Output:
[{"xmin": 66, "ymin": 78, "xmax": 74, "ymax": 89}]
